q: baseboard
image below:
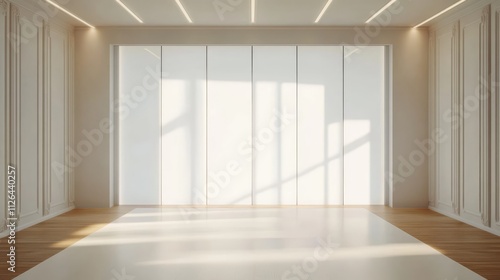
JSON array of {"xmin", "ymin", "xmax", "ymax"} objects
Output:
[
  {"xmin": 429, "ymin": 206, "xmax": 500, "ymax": 237},
  {"xmin": 0, "ymin": 206, "xmax": 75, "ymax": 238}
]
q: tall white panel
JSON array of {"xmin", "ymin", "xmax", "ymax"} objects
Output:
[
  {"xmin": 297, "ymin": 46, "xmax": 344, "ymax": 205},
  {"xmin": 344, "ymin": 46, "xmax": 385, "ymax": 205},
  {"xmin": 460, "ymin": 14, "xmax": 482, "ymax": 223},
  {"xmin": 436, "ymin": 30, "xmax": 454, "ymax": 211},
  {"xmin": 207, "ymin": 46, "xmax": 252, "ymax": 205},
  {"xmin": 161, "ymin": 46, "xmax": 206, "ymax": 205},
  {"xmin": 118, "ymin": 46, "xmax": 161, "ymax": 205},
  {"xmin": 49, "ymin": 28, "xmax": 68, "ymax": 212},
  {"xmin": 253, "ymin": 46, "xmax": 297, "ymax": 205}
]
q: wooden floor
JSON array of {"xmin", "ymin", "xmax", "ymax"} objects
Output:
[{"xmin": 1, "ymin": 206, "xmax": 499, "ymax": 279}]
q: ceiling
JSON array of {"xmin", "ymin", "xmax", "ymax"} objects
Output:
[{"xmin": 48, "ymin": 0, "xmax": 466, "ymax": 27}]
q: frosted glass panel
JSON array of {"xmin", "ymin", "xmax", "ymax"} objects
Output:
[
  {"xmin": 161, "ymin": 46, "xmax": 207, "ymax": 205},
  {"xmin": 207, "ymin": 46, "xmax": 252, "ymax": 205},
  {"xmin": 297, "ymin": 46, "xmax": 344, "ymax": 205},
  {"xmin": 253, "ymin": 46, "xmax": 297, "ymax": 205},
  {"xmin": 343, "ymin": 46, "xmax": 385, "ymax": 205},
  {"xmin": 119, "ymin": 46, "xmax": 161, "ymax": 205}
]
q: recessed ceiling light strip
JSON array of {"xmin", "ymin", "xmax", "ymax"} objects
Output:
[
  {"xmin": 46, "ymin": 0, "xmax": 95, "ymax": 28},
  {"xmin": 251, "ymin": 0, "xmax": 256, "ymax": 23},
  {"xmin": 414, "ymin": 0, "xmax": 466, "ymax": 28},
  {"xmin": 315, "ymin": 0, "xmax": 333, "ymax": 23},
  {"xmin": 175, "ymin": 0, "xmax": 193, "ymax": 23},
  {"xmin": 115, "ymin": 0, "xmax": 144, "ymax": 23},
  {"xmin": 365, "ymin": 0, "xmax": 397, "ymax": 23}
]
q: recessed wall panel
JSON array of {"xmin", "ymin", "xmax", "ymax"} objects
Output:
[
  {"xmin": 436, "ymin": 31, "xmax": 453, "ymax": 210},
  {"xmin": 207, "ymin": 46, "xmax": 252, "ymax": 205},
  {"xmin": 461, "ymin": 20, "xmax": 482, "ymax": 222},
  {"xmin": 19, "ymin": 12, "xmax": 41, "ymax": 220},
  {"xmin": 49, "ymin": 29, "xmax": 68, "ymax": 210},
  {"xmin": 161, "ymin": 46, "xmax": 207, "ymax": 205},
  {"xmin": 297, "ymin": 46, "xmax": 344, "ymax": 205},
  {"xmin": 253, "ymin": 46, "xmax": 297, "ymax": 205}
]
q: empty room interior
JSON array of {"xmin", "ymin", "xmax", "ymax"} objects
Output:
[{"xmin": 1, "ymin": 0, "xmax": 500, "ymax": 279}]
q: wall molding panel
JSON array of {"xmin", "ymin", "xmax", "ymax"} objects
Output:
[
  {"xmin": 0, "ymin": 1, "xmax": 74, "ymax": 238},
  {"xmin": 479, "ymin": 5, "xmax": 491, "ymax": 227},
  {"xmin": 431, "ymin": 0, "xmax": 499, "ymax": 236},
  {"xmin": 435, "ymin": 24, "xmax": 454, "ymax": 213},
  {"xmin": 17, "ymin": 4, "xmax": 43, "ymax": 225},
  {"xmin": 428, "ymin": 30, "xmax": 437, "ymax": 208},
  {"xmin": 451, "ymin": 21, "xmax": 460, "ymax": 216},
  {"xmin": 493, "ymin": 3, "xmax": 500, "ymax": 231},
  {"xmin": 9, "ymin": 3, "xmax": 20, "ymax": 222}
]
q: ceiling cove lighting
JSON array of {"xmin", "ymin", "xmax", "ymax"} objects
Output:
[
  {"xmin": 414, "ymin": 0, "xmax": 466, "ymax": 28},
  {"xmin": 365, "ymin": 0, "xmax": 397, "ymax": 23},
  {"xmin": 175, "ymin": 0, "xmax": 193, "ymax": 23},
  {"xmin": 315, "ymin": 0, "xmax": 333, "ymax": 23},
  {"xmin": 251, "ymin": 0, "xmax": 256, "ymax": 23},
  {"xmin": 115, "ymin": 0, "xmax": 143, "ymax": 23},
  {"xmin": 45, "ymin": 0, "xmax": 94, "ymax": 28}
]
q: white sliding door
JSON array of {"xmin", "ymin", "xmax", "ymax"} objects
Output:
[
  {"xmin": 118, "ymin": 45, "xmax": 387, "ymax": 206},
  {"xmin": 207, "ymin": 46, "xmax": 252, "ymax": 205},
  {"xmin": 253, "ymin": 46, "xmax": 297, "ymax": 205},
  {"xmin": 297, "ymin": 46, "xmax": 344, "ymax": 205},
  {"xmin": 161, "ymin": 46, "xmax": 207, "ymax": 205},
  {"xmin": 343, "ymin": 46, "xmax": 385, "ymax": 205},
  {"xmin": 118, "ymin": 46, "xmax": 161, "ymax": 205}
]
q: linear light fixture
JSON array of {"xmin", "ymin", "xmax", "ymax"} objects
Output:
[
  {"xmin": 46, "ymin": 0, "xmax": 94, "ymax": 28},
  {"xmin": 315, "ymin": 0, "xmax": 333, "ymax": 23},
  {"xmin": 414, "ymin": 0, "xmax": 466, "ymax": 28},
  {"xmin": 175, "ymin": 0, "xmax": 193, "ymax": 23},
  {"xmin": 251, "ymin": 0, "xmax": 256, "ymax": 23},
  {"xmin": 115, "ymin": 0, "xmax": 143, "ymax": 23},
  {"xmin": 365, "ymin": 0, "xmax": 397, "ymax": 23}
]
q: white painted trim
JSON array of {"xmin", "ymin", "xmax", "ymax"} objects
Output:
[
  {"xmin": 492, "ymin": 2, "xmax": 500, "ymax": 230},
  {"xmin": 428, "ymin": 29, "xmax": 437, "ymax": 208},
  {"xmin": 111, "ymin": 45, "xmax": 120, "ymax": 207},
  {"xmin": 387, "ymin": 45, "xmax": 394, "ymax": 208},
  {"xmin": 451, "ymin": 21, "xmax": 460, "ymax": 215},
  {"xmin": 68, "ymin": 29, "xmax": 75, "ymax": 208},
  {"xmin": 0, "ymin": 0, "xmax": 9, "ymax": 233},
  {"xmin": 43, "ymin": 20, "xmax": 50, "ymax": 216},
  {"xmin": 479, "ymin": 5, "xmax": 491, "ymax": 227},
  {"xmin": 10, "ymin": 3, "xmax": 20, "ymax": 221}
]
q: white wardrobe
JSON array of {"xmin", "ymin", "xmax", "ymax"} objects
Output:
[{"xmin": 118, "ymin": 45, "xmax": 386, "ymax": 206}]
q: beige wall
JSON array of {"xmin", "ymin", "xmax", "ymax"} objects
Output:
[
  {"xmin": 74, "ymin": 26, "xmax": 429, "ymax": 208},
  {"xmin": 429, "ymin": 0, "xmax": 500, "ymax": 235}
]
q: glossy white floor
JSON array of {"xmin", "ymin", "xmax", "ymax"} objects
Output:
[{"xmin": 16, "ymin": 208, "xmax": 483, "ymax": 280}]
